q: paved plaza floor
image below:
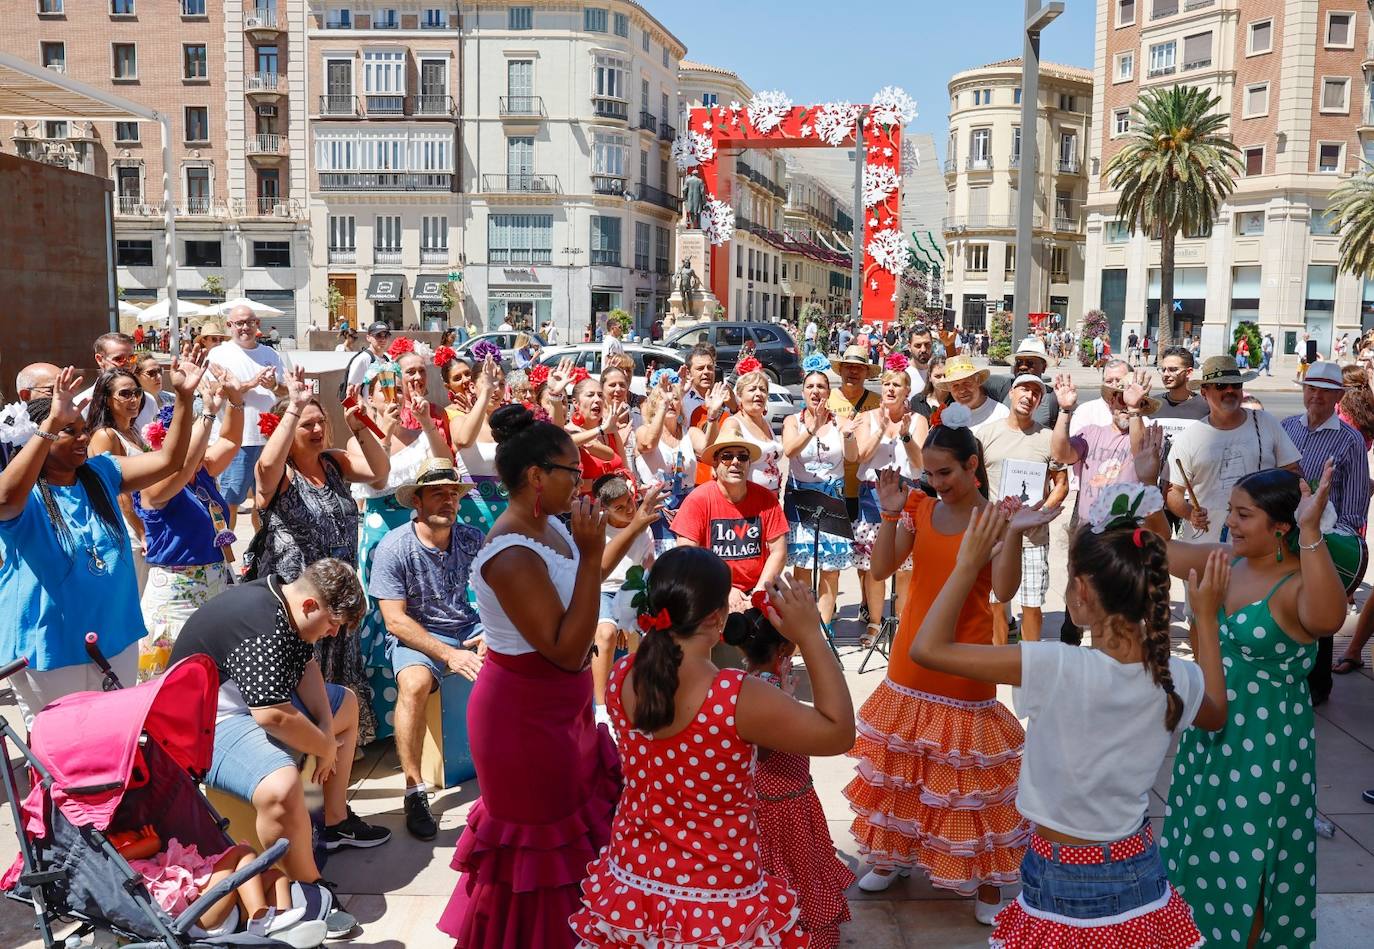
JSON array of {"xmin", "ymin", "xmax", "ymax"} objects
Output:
[{"xmin": 3, "ymin": 353, "xmax": 1373, "ymax": 946}]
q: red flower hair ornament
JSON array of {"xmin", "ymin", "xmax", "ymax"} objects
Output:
[
  {"xmin": 257, "ymin": 412, "xmax": 281, "ymax": 438},
  {"xmin": 432, "ymin": 345, "xmax": 457, "ymax": 368},
  {"xmin": 386, "ymin": 336, "xmax": 415, "ymax": 360},
  {"xmin": 884, "ymin": 353, "xmax": 909, "ymax": 372},
  {"xmin": 527, "ymin": 364, "xmax": 550, "ymax": 389},
  {"xmin": 735, "ymin": 356, "xmax": 763, "ymax": 377},
  {"xmin": 637, "ymin": 607, "xmax": 672, "ymax": 633}
]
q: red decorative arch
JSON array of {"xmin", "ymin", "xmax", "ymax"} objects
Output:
[{"xmin": 680, "ymin": 92, "xmax": 912, "ymax": 325}]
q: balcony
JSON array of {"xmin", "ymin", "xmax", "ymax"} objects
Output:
[
  {"xmin": 245, "ymin": 72, "xmax": 286, "ymax": 100},
  {"xmin": 1053, "ymin": 214, "xmax": 1080, "ymax": 232},
  {"xmin": 365, "ymin": 95, "xmax": 405, "ymax": 115},
  {"xmin": 319, "ymin": 172, "xmax": 453, "ymax": 192},
  {"xmin": 374, "ymin": 248, "xmax": 403, "ymax": 265},
  {"xmin": 319, "ymin": 95, "xmax": 358, "ymax": 117},
  {"xmin": 1362, "ymin": 99, "xmax": 1374, "ymax": 131},
  {"xmin": 252, "ymin": 196, "xmax": 289, "ymax": 216},
  {"xmin": 1008, "ymin": 153, "xmax": 1021, "ymax": 170},
  {"xmin": 591, "ymin": 96, "xmax": 629, "ymax": 121},
  {"xmin": 1182, "ymin": 58, "xmax": 1212, "ymax": 72},
  {"xmin": 500, "ymin": 95, "xmax": 544, "ymax": 119},
  {"xmin": 637, "ymin": 182, "xmax": 680, "ymax": 213},
  {"xmin": 637, "ymin": 111, "xmax": 658, "ymax": 133},
  {"xmin": 328, "ymin": 248, "xmax": 356, "ymax": 264},
  {"xmin": 1147, "ymin": 64, "xmax": 1176, "ymax": 79},
  {"xmin": 1057, "ymin": 156, "xmax": 1081, "ymax": 174},
  {"xmin": 965, "ymin": 155, "xmax": 994, "ymax": 172},
  {"xmin": 590, "ymin": 249, "xmax": 621, "ymax": 267},
  {"xmin": 421, "ymin": 248, "xmax": 449, "ymax": 265},
  {"xmin": 1183, "ymin": 0, "xmax": 1214, "ymax": 9},
  {"xmin": 179, "ymin": 197, "xmax": 216, "ymax": 216},
  {"xmin": 480, "ymin": 173, "xmax": 560, "ymax": 194},
  {"xmin": 246, "ymin": 133, "xmax": 286, "ymax": 159},
  {"xmin": 592, "ymin": 174, "xmax": 628, "ymax": 195},
  {"xmin": 414, "ymin": 94, "xmax": 455, "ymax": 116},
  {"xmin": 1051, "ymin": 271, "xmax": 1070, "ymax": 284},
  {"xmin": 244, "ymin": 7, "xmax": 285, "ymax": 39},
  {"xmin": 943, "ymin": 157, "xmax": 957, "ymax": 174},
  {"xmin": 659, "ymin": 121, "xmax": 675, "ymax": 142}
]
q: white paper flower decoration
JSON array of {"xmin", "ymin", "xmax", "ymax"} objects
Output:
[
  {"xmin": 1087, "ymin": 484, "xmax": 1164, "ymax": 534},
  {"xmin": 700, "ymin": 198, "xmax": 736, "ymax": 246},
  {"xmin": 703, "ymin": 120, "xmax": 713, "ymax": 131},
  {"xmin": 937, "ymin": 402, "xmax": 973, "ymax": 430},
  {"xmin": 862, "ymin": 164, "xmax": 901, "ymax": 208},
  {"xmin": 812, "ymin": 101, "xmax": 864, "ymax": 147},
  {"xmin": 801, "ymin": 125, "xmax": 812, "ymax": 137},
  {"xmin": 610, "ymin": 586, "xmax": 641, "ymax": 634},
  {"xmin": 870, "ymin": 86, "xmax": 918, "ymax": 127},
  {"xmin": 412, "ymin": 341, "xmax": 434, "ymax": 360},
  {"xmin": 747, "ymin": 90, "xmax": 793, "ymax": 134},
  {"xmin": 730, "ymin": 100, "xmax": 742, "ymax": 112},
  {"xmin": 671, "ymin": 131, "xmax": 716, "ymax": 170},
  {"xmin": 867, "ymin": 228, "xmax": 910, "ymax": 277}
]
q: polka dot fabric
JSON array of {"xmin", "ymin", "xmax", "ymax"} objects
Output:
[
  {"xmin": 570, "ymin": 658, "xmax": 807, "ymax": 947},
  {"xmin": 1161, "ymin": 588, "xmax": 1317, "ymax": 948},
  {"xmin": 990, "ymin": 888, "xmax": 1204, "ymax": 949}
]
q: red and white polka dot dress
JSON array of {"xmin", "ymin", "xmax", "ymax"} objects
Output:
[{"xmin": 570, "ymin": 657, "xmax": 808, "ymax": 947}]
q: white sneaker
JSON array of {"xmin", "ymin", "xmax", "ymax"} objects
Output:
[
  {"xmin": 246, "ymin": 908, "xmax": 329, "ymax": 948},
  {"xmin": 188, "ymin": 904, "xmax": 238, "ymax": 937},
  {"xmin": 974, "ymin": 894, "xmax": 1005, "ymax": 925},
  {"xmin": 857, "ymin": 867, "xmax": 909, "ymax": 892}
]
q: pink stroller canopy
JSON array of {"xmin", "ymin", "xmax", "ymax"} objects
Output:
[{"xmin": 27, "ymin": 655, "xmax": 219, "ymax": 832}]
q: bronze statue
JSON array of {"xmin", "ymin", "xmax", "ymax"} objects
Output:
[
  {"xmin": 672, "ymin": 257, "xmax": 700, "ymax": 316},
  {"xmin": 681, "ymin": 167, "xmax": 706, "ymax": 229}
]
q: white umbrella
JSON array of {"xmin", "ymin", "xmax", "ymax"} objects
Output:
[
  {"xmin": 139, "ymin": 297, "xmax": 206, "ymax": 324},
  {"xmin": 212, "ymin": 296, "xmax": 285, "ymax": 318},
  {"xmin": 117, "ymin": 299, "xmax": 144, "ymax": 319}
]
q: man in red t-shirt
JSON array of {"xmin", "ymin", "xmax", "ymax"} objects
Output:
[{"xmin": 673, "ymin": 437, "xmax": 788, "ymax": 611}]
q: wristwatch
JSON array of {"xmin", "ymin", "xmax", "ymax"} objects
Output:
[{"xmin": 900, "ymin": 433, "xmax": 912, "ymax": 444}]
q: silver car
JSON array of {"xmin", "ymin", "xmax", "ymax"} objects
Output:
[{"xmin": 534, "ymin": 343, "xmax": 684, "ymax": 395}]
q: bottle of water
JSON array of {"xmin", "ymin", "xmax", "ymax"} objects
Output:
[{"xmin": 1315, "ymin": 815, "xmax": 1337, "ymax": 839}]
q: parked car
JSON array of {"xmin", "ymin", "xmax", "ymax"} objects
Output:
[
  {"xmin": 535, "ymin": 343, "xmax": 684, "ymax": 396},
  {"xmin": 766, "ymin": 388, "xmax": 800, "ymax": 430},
  {"xmin": 455, "ymin": 331, "xmax": 547, "ymax": 364},
  {"xmin": 663, "ymin": 321, "xmax": 802, "ymax": 386}
]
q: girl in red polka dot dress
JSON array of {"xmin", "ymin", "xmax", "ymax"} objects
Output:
[
  {"xmin": 570, "ymin": 546, "xmax": 855, "ymax": 947},
  {"xmin": 910, "ymin": 489, "xmax": 1228, "ymax": 948},
  {"xmin": 725, "ymin": 606, "xmax": 856, "ymax": 948}
]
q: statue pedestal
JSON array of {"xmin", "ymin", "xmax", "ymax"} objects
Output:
[{"xmin": 668, "ymin": 227, "xmax": 719, "ymax": 321}]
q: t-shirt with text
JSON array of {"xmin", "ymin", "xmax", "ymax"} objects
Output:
[{"xmin": 671, "ymin": 481, "xmax": 787, "ymax": 592}]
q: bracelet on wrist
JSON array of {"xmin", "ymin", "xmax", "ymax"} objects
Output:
[
  {"xmin": 1298, "ymin": 535, "xmax": 1325, "ymax": 551},
  {"xmin": 34, "ymin": 428, "xmax": 59, "ymax": 443},
  {"xmin": 880, "ymin": 509, "xmax": 903, "ymax": 523}
]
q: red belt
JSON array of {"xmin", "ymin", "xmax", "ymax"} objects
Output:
[{"xmin": 1030, "ymin": 823, "xmax": 1154, "ymax": 865}]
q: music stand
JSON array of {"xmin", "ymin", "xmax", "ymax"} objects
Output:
[{"xmin": 787, "ymin": 488, "xmax": 854, "ymax": 667}]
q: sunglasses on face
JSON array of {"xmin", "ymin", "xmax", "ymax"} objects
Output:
[
  {"xmin": 112, "ymin": 388, "xmax": 140, "ymax": 400},
  {"xmin": 105, "ymin": 353, "xmax": 135, "ymax": 366},
  {"xmin": 1205, "ymin": 382, "xmax": 1243, "ymax": 392},
  {"xmin": 715, "ymin": 451, "xmax": 751, "ymax": 464}
]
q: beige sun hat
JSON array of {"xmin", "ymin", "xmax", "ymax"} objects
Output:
[
  {"xmin": 1100, "ymin": 378, "xmax": 1163, "ymax": 415},
  {"xmin": 828, "ymin": 345, "xmax": 881, "ymax": 379},
  {"xmin": 196, "ymin": 320, "xmax": 229, "ymax": 343},
  {"xmin": 394, "ymin": 457, "xmax": 477, "ymax": 509},
  {"xmin": 702, "ymin": 437, "xmax": 763, "ymax": 465},
  {"xmin": 1188, "ymin": 354, "xmax": 1257, "ymax": 391},
  {"xmin": 942, "ymin": 354, "xmax": 990, "ymax": 385}
]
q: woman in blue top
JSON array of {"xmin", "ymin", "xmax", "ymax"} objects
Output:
[
  {"xmin": 0, "ymin": 357, "xmax": 205, "ymax": 726},
  {"xmin": 135, "ymin": 365, "xmax": 256, "ymax": 680}
]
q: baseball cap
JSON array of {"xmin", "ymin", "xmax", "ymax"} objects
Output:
[
  {"xmin": 366, "ymin": 321, "xmax": 391, "ymax": 336},
  {"xmin": 1011, "ymin": 373, "xmax": 1045, "ymax": 391}
]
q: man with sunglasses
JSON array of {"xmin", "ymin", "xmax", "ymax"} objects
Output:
[
  {"xmin": 74, "ymin": 332, "xmax": 137, "ymax": 410},
  {"xmin": 672, "ymin": 437, "xmax": 787, "ymax": 613},
  {"xmin": 1165, "ymin": 355, "xmax": 1300, "ymax": 543}
]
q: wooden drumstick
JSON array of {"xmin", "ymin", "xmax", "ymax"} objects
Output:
[{"xmin": 1174, "ymin": 459, "xmax": 1202, "ymax": 512}]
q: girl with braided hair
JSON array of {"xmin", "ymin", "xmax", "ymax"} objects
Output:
[
  {"xmin": 570, "ymin": 546, "xmax": 854, "ymax": 947},
  {"xmin": 909, "ymin": 485, "xmax": 1229, "ymax": 947},
  {"xmin": 1159, "ymin": 462, "xmax": 1349, "ymax": 948}
]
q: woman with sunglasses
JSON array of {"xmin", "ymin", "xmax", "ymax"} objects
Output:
[
  {"xmin": 134, "ymin": 354, "xmax": 176, "ymax": 417},
  {"xmin": 133, "ymin": 365, "xmax": 255, "ymax": 679},
  {"xmin": 87, "ymin": 367, "xmax": 153, "ymax": 592},
  {"xmin": 0, "ymin": 357, "xmax": 205, "ymax": 726}
]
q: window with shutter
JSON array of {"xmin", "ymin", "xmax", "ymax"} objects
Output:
[
  {"xmin": 1248, "ymin": 20, "xmax": 1272, "ymax": 54},
  {"xmin": 1321, "ymin": 78, "xmax": 1348, "ymax": 112},
  {"xmin": 1182, "ymin": 32, "xmax": 1211, "ymax": 70},
  {"xmin": 1244, "ymin": 84, "xmax": 1268, "ymax": 117}
]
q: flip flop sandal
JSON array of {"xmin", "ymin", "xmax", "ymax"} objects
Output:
[
  {"xmin": 859, "ymin": 622, "xmax": 881, "ymax": 649},
  {"xmin": 1333, "ymin": 656, "xmax": 1365, "ymax": 675}
]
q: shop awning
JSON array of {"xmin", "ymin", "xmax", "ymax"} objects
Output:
[
  {"xmin": 413, "ymin": 274, "xmax": 449, "ymax": 302},
  {"xmin": 365, "ymin": 274, "xmax": 406, "ymax": 302}
]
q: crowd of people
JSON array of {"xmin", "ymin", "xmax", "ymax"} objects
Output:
[{"xmin": 1, "ymin": 305, "xmax": 1371, "ymax": 947}]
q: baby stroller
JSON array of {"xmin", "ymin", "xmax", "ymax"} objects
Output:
[{"xmin": 1, "ymin": 644, "xmax": 301, "ymax": 948}]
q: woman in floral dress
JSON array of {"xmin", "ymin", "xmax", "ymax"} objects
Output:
[{"xmin": 1160, "ymin": 464, "xmax": 1347, "ymax": 948}]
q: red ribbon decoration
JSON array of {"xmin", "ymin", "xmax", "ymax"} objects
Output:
[
  {"xmin": 750, "ymin": 590, "xmax": 769, "ymax": 611},
  {"xmin": 257, "ymin": 412, "xmax": 280, "ymax": 438},
  {"xmin": 636, "ymin": 607, "xmax": 672, "ymax": 632}
]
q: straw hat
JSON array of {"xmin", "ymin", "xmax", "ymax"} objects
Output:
[
  {"xmin": 1100, "ymin": 378, "xmax": 1162, "ymax": 415},
  {"xmin": 1013, "ymin": 336, "xmax": 1049, "ymax": 364},
  {"xmin": 942, "ymin": 354, "xmax": 990, "ymax": 385},
  {"xmin": 196, "ymin": 320, "xmax": 228, "ymax": 342},
  {"xmin": 394, "ymin": 457, "xmax": 477, "ymax": 509},
  {"xmin": 1188, "ymin": 354, "xmax": 1257, "ymax": 391},
  {"xmin": 702, "ymin": 436, "xmax": 762, "ymax": 465},
  {"xmin": 828, "ymin": 345, "xmax": 881, "ymax": 379}
]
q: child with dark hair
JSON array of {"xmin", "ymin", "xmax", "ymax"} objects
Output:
[
  {"xmin": 908, "ymin": 484, "xmax": 1229, "ymax": 946},
  {"xmin": 725, "ymin": 606, "xmax": 855, "ymax": 948},
  {"xmin": 570, "ymin": 546, "xmax": 854, "ymax": 946}
]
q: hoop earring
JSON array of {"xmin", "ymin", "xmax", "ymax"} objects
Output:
[
  {"xmin": 534, "ymin": 484, "xmax": 544, "ymax": 519},
  {"xmin": 1275, "ymin": 530, "xmax": 1285, "ymax": 563}
]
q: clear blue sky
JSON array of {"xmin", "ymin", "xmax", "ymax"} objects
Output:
[{"xmin": 665, "ymin": 0, "xmax": 1096, "ymax": 160}]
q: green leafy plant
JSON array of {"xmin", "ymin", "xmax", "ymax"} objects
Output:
[
  {"xmin": 437, "ymin": 281, "xmax": 458, "ymax": 314},
  {"xmin": 988, "ymin": 310, "xmax": 1013, "ymax": 365},
  {"xmin": 608, "ymin": 308, "xmax": 633, "ymax": 334},
  {"xmin": 202, "ymin": 275, "xmax": 226, "ymax": 300},
  {"xmin": 1081, "ymin": 309, "xmax": 1108, "ymax": 339},
  {"xmin": 322, "ymin": 283, "xmax": 346, "ymax": 327},
  {"xmin": 1231, "ymin": 320, "xmax": 1261, "ymax": 360},
  {"xmin": 1329, "ymin": 164, "xmax": 1374, "ymax": 279}
]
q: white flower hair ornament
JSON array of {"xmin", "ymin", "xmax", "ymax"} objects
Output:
[
  {"xmin": 932, "ymin": 402, "xmax": 973, "ymax": 430},
  {"xmin": 0, "ymin": 402, "xmax": 37, "ymax": 447},
  {"xmin": 1087, "ymin": 484, "xmax": 1164, "ymax": 534}
]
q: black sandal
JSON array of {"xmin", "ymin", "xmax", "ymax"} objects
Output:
[{"xmin": 1333, "ymin": 656, "xmax": 1365, "ymax": 675}]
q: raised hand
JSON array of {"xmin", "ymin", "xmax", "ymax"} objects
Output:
[
  {"xmin": 875, "ymin": 467, "xmax": 909, "ymax": 514},
  {"xmin": 1296, "ymin": 457, "xmax": 1334, "ymax": 534},
  {"xmin": 477, "ymin": 355, "xmax": 501, "ymax": 394},
  {"xmin": 956, "ymin": 504, "xmax": 1008, "ymax": 570},
  {"xmin": 285, "ymin": 365, "xmax": 313, "ymax": 411},
  {"xmin": 44, "ymin": 366, "xmax": 83, "ymax": 430},
  {"xmin": 170, "ymin": 348, "xmax": 208, "ymax": 398},
  {"xmin": 632, "ymin": 482, "xmax": 668, "ymax": 528},
  {"xmin": 547, "ymin": 357, "xmax": 575, "ymax": 395},
  {"xmin": 1186, "ymin": 549, "xmax": 1232, "ymax": 618},
  {"xmin": 706, "ymin": 382, "xmax": 729, "ymax": 418},
  {"xmin": 199, "ymin": 373, "xmax": 226, "ymax": 416},
  {"xmin": 763, "ymin": 575, "xmax": 824, "ymax": 645},
  {"xmin": 1134, "ymin": 424, "xmax": 1165, "ymax": 483},
  {"xmin": 405, "ymin": 377, "xmax": 434, "ymax": 428},
  {"xmin": 608, "ymin": 401, "xmax": 631, "ymax": 430},
  {"xmin": 1124, "ymin": 369, "xmax": 1154, "ymax": 409},
  {"xmin": 1007, "ymin": 500, "xmax": 1063, "ymax": 535},
  {"xmin": 1053, "ymin": 373, "xmax": 1078, "ymax": 412},
  {"xmin": 569, "ymin": 495, "xmax": 608, "ymax": 556}
]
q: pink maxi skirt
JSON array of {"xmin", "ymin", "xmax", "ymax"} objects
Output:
[{"xmin": 437, "ymin": 649, "xmax": 621, "ymax": 948}]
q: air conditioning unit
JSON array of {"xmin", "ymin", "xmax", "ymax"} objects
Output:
[{"xmin": 257, "ymin": 104, "xmax": 277, "ymax": 117}]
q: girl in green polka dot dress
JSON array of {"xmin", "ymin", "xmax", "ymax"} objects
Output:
[{"xmin": 1160, "ymin": 463, "xmax": 1347, "ymax": 948}]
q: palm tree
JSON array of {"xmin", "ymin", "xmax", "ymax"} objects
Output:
[
  {"xmin": 1106, "ymin": 85, "xmax": 1241, "ymax": 349},
  {"xmin": 1328, "ymin": 166, "xmax": 1374, "ymax": 279}
]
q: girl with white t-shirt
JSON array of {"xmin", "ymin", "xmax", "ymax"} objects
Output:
[{"xmin": 909, "ymin": 485, "xmax": 1230, "ymax": 947}]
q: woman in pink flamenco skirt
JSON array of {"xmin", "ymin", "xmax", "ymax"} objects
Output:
[
  {"xmin": 438, "ymin": 405, "xmax": 629, "ymax": 947},
  {"xmin": 569, "ymin": 546, "xmax": 856, "ymax": 947}
]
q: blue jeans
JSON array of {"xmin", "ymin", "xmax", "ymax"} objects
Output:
[
  {"xmin": 218, "ymin": 444, "xmax": 264, "ymax": 507},
  {"xmin": 206, "ymin": 684, "xmax": 349, "ymax": 801},
  {"xmin": 1019, "ymin": 825, "xmax": 1169, "ymax": 921}
]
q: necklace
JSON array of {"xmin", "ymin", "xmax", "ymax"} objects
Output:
[{"xmin": 37, "ymin": 477, "xmax": 107, "ymax": 575}]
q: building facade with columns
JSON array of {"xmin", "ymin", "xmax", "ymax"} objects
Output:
[
  {"xmin": 5, "ymin": 0, "xmax": 311, "ymax": 335},
  {"xmin": 942, "ymin": 58, "xmax": 1093, "ymax": 333},
  {"xmin": 1084, "ymin": 0, "xmax": 1374, "ymax": 359}
]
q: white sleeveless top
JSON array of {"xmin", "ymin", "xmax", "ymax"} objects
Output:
[
  {"xmin": 634, "ymin": 424, "xmax": 697, "ymax": 485},
  {"xmin": 733, "ymin": 416, "xmax": 784, "ymax": 493},
  {"xmin": 789, "ymin": 423, "xmax": 845, "ymax": 484},
  {"xmin": 458, "ymin": 437, "xmax": 499, "ymax": 478},
  {"xmin": 351, "ymin": 433, "xmax": 446, "ymax": 501},
  {"xmin": 473, "ymin": 517, "xmax": 580, "ymax": 656},
  {"xmin": 858, "ymin": 412, "xmax": 920, "ymax": 482}
]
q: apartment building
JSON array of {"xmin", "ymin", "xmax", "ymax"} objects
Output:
[
  {"xmin": 942, "ymin": 58, "xmax": 1093, "ymax": 332},
  {"xmin": 455, "ymin": 2, "xmax": 684, "ymax": 339},
  {"xmin": 6, "ymin": 0, "xmax": 310, "ymax": 334},
  {"xmin": 780, "ymin": 164, "xmax": 855, "ymax": 318},
  {"xmin": 1085, "ymin": 0, "xmax": 1374, "ymax": 357}
]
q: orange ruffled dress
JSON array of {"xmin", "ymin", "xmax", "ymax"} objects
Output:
[{"xmin": 844, "ymin": 493, "xmax": 1029, "ymax": 894}]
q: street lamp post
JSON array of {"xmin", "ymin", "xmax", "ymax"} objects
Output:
[{"xmin": 1012, "ymin": 0, "xmax": 1064, "ymax": 347}]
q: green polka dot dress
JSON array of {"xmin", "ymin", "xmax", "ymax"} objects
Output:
[{"xmin": 1161, "ymin": 572, "xmax": 1316, "ymax": 948}]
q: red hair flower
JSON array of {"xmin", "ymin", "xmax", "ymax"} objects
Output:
[
  {"xmin": 257, "ymin": 412, "xmax": 281, "ymax": 438},
  {"xmin": 929, "ymin": 405, "xmax": 944, "ymax": 429},
  {"xmin": 884, "ymin": 352, "xmax": 909, "ymax": 372},
  {"xmin": 750, "ymin": 590, "xmax": 770, "ymax": 611},
  {"xmin": 432, "ymin": 345, "xmax": 457, "ymax": 368},
  {"xmin": 527, "ymin": 364, "xmax": 550, "ymax": 389},
  {"xmin": 735, "ymin": 356, "xmax": 763, "ymax": 377},
  {"xmin": 386, "ymin": 336, "xmax": 415, "ymax": 359},
  {"xmin": 569, "ymin": 366, "xmax": 591, "ymax": 385},
  {"xmin": 636, "ymin": 607, "xmax": 672, "ymax": 632},
  {"xmin": 142, "ymin": 421, "xmax": 167, "ymax": 451}
]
